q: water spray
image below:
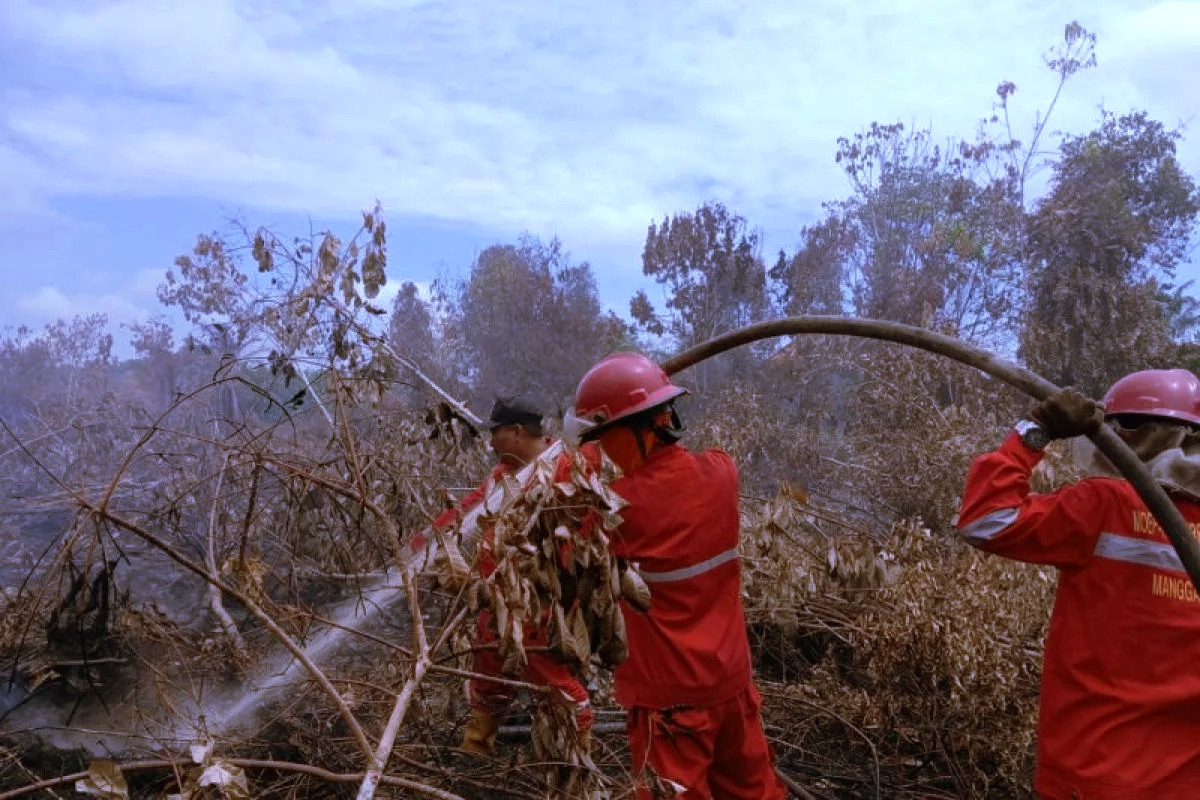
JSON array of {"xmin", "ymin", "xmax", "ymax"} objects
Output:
[{"xmin": 206, "ymin": 316, "xmax": 1200, "ymax": 741}]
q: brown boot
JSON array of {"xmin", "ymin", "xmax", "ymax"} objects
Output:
[{"xmin": 459, "ymin": 708, "xmax": 501, "ymax": 756}]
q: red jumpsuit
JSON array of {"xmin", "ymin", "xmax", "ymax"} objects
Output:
[
  {"xmin": 609, "ymin": 443, "xmax": 785, "ymax": 799},
  {"xmin": 957, "ymin": 431, "xmax": 1200, "ymax": 799},
  {"xmin": 427, "ymin": 460, "xmax": 593, "ymax": 736}
]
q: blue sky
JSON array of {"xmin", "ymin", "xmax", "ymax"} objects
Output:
[{"xmin": 1, "ymin": 0, "xmax": 1198, "ymax": 352}]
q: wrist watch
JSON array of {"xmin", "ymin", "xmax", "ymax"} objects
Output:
[{"xmin": 1015, "ymin": 419, "xmax": 1050, "ymax": 451}]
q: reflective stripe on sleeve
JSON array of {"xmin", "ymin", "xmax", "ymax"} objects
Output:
[
  {"xmin": 957, "ymin": 508, "xmax": 1019, "ymax": 542},
  {"xmin": 638, "ymin": 547, "xmax": 740, "ymax": 584},
  {"xmin": 1093, "ymin": 532, "xmax": 1184, "ymax": 573}
]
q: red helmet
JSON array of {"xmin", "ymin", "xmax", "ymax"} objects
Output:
[
  {"xmin": 1102, "ymin": 368, "xmax": 1200, "ymax": 426},
  {"xmin": 567, "ymin": 352, "xmax": 688, "ymax": 440}
]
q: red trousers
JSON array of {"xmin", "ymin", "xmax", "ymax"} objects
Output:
[
  {"xmin": 627, "ymin": 684, "xmax": 786, "ymax": 799},
  {"xmin": 468, "ymin": 610, "xmax": 594, "ymax": 734}
]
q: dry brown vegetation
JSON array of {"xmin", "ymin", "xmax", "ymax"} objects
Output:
[
  {"xmin": 4, "ymin": 23, "xmax": 1199, "ymax": 796},
  {"xmin": 0, "ymin": 329, "xmax": 1089, "ymax": 800}
]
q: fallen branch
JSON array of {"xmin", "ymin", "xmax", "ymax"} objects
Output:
[
  {"xmin": 0, "ymin": 757, "xmax": 465, "ymax": 800},
  {"xmin": 760, "ymin": 688, "xmax": 880, "ymax": 800},
  {"xmin": 774, "ymin": 767, "xmax": 821, "ymax": 800}
]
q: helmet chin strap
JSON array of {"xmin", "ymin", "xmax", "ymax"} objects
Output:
[
  {"xmin": 654, "ymin": 405, "xmax": 685, "ymax": 445},
  {"xmin": 638, "ymin": 402, "xmax": 686, "ymax": 453},
  {"xmin": 593, "ymin": 402, "xmax": 685, "ymax": 468}
]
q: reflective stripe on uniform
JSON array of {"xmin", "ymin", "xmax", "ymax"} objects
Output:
[
  {"xmin": 1093, "ymin": 531, "xmax": 1184, "ymax": 573},
  {"xmin": 957, "ymin": 507, "xmax": 1019, "ymax": 542},
  {"xmin": 639, "ymin": 547, "xmax": 739, "ymax": 584}
]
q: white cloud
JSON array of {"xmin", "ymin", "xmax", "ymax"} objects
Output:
[
  {"xmin": 1100, "ymin": 2, "xmax": 1200, "ymax": 128},
  {"xmin": 1109, "ymin": 1, "xmax": 1200, "ymax": 54},
  {"xmin": 16, "ymin": 286, "xmax": 74, "ymax": 319},
  {"xmin": 15, "ymin": 268, "xmax": 164, "ymax": 329},
  {"xmin": 1, "ymin": 0, "xmax": 1198, "ymax": 263},
  {"xmin": 0, "ymin": 143, "xmax": 60, "ymax": 217},
  {"xmin": 8, "ymin": 267, "xmax": 189, "ymax": 358}
]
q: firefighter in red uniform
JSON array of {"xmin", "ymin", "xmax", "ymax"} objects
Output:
[
  {"xmin": 568, "ymin": 352, "xmax": 786, "ymax": 799},
  {"xmin": 423, "ymin": 396, "xmax": 594, "ymax": 756},
  {"xmin": 956, "ymin": 369, "xmax": 1200, "ymax": 799}
]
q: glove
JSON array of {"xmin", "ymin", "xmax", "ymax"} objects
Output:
[{"xmin": 1028, "ymin": 388, "xmax": 1104, "ymax": 440}]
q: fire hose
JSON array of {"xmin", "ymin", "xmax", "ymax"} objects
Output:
[
  {"xmin": 665, "ymin": 316, "xmax": 1200, "ymax": 800},
  {"xmin": 404, "ymin": 315, "xmax": 1200, "ymax": 626},
  {"xmin": 394, "ymin": 317, "xmax": 1199, "ymax": 800},
  {"xmin": 662, "ymin": 316, "xmax": 1200, "ymax": 596}
]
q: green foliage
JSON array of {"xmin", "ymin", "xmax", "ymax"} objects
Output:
[
  {"xmin": 388, "ymin": 281, "xmax": 435, "ymax": 372},
  {"xmin": 0, "ymin": 314, "xmax": 116, "ymax": 425},
  {"xmin": 41, "ymin": 314, "xmax": 115, "ymax": 370},
  {"xmin": 634, "ymin": 201, "xmax": 773, "ymax": 393},
  {"xmin": 634, "ymin": 201, "xmax": 771, "ymax": 346},
  {"xmin": 385, "ymin": 281, "xmax": 446, "ymax": 408},
  {"xmin": 826, "ymin": 121, "xmax": 1025, "ymax": 345},
  {"xmin": 1020, "ymin": 111, "xmax": 1200, "ymax": 394},
  {"xmin": 768, "ymin": 215, "xmax": 849, "ymax": 316},
  {"xmin": 765, "ymin": 21, "xmax": 1107, "ymax": 356},
  {"xmin": 436, "ymin": 234, "xmax": 629, "ymax": 410}
]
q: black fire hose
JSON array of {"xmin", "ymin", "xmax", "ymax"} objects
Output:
[{"xmin": 661, "ymin": 316, "xmax": 1200, "ymax": 596}]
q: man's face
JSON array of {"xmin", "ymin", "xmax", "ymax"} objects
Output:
[
  {"xmin": 1108, "ymin": 416, "xmax": 1189, "ymax": 462},
  {"xmin": 490, "ymin": 423, "xmax": 530, "ymax": 466}
]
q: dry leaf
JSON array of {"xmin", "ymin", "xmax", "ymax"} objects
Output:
[
  {"xmin": 199, "ymin": 760, "xmax": 251, "ymax": 800},
  {"xmin": 620, "ymin": 566, "xmax": 652, "ymax": 611},
  {"xmin": 781, "ymin": 479, "xmax": 810, "ymax": 505},
  {"xmin": 75, "ymin": 760, "xmax": 129, "ymax": 799},
  {"xmin": 190, "ymin": 740, "xmax": 214, "ymax": 765},
  {"xmin": 26, "ymin": 663, "xmax": 61, "ymax": 691}
]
